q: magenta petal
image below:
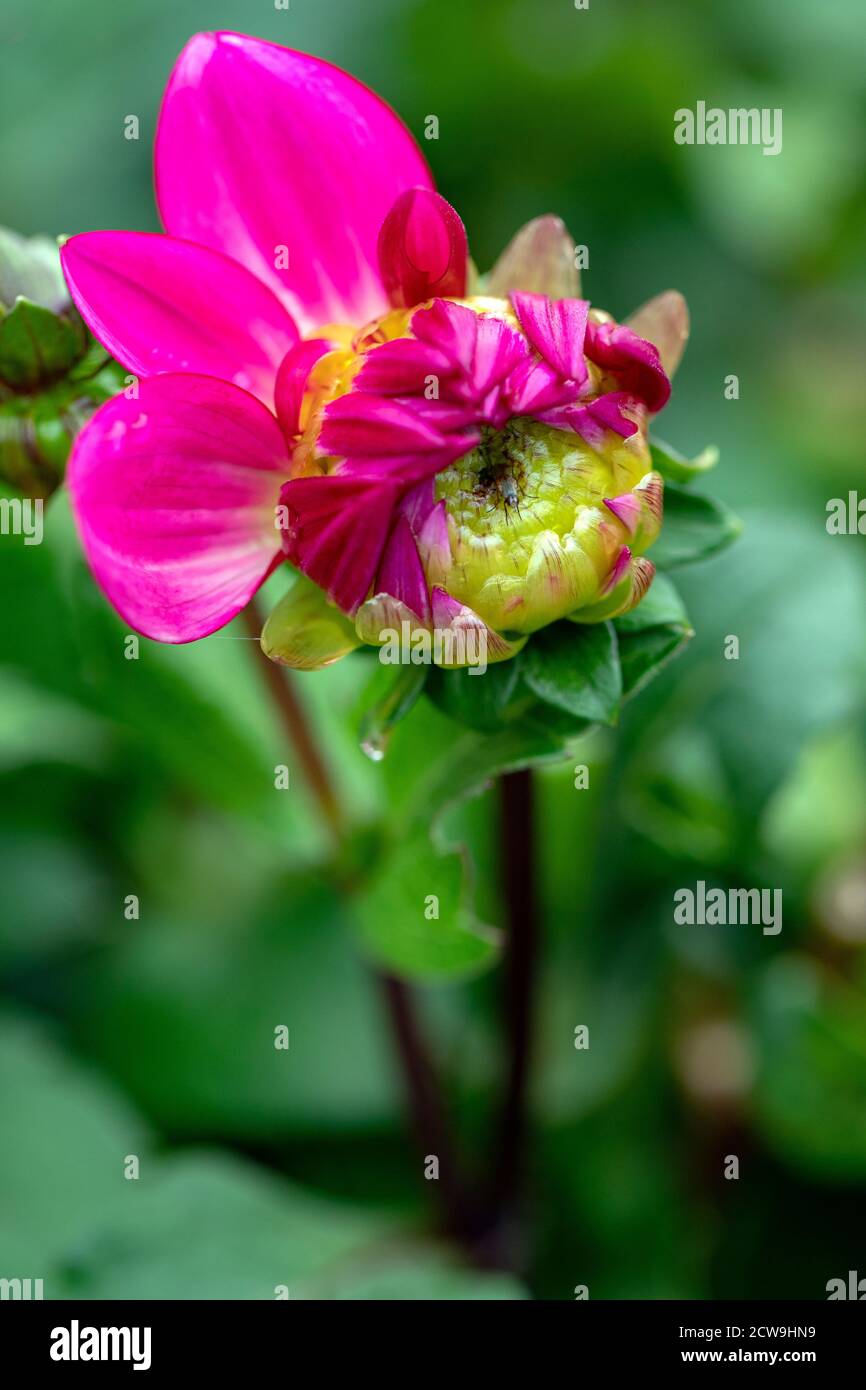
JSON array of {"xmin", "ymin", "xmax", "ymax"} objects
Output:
[
  {"xmin": 465, "ymin": 314, "xmax": 528, "ymax": 399},
  {"xmin": 507, "ymin": 356, "xmax": 575, "ymax": 415},
  {"xmin": 376, "ymin": 514, "xmax": 431, "ymax": 623},
  {"xmin": 417, "ymin": 498, "xmax": 452, "ymax": 575},
  {"xmin": 61, "ymin": 231, "xmax": 298, "ymax": 405},
  {"xmin": 68, "ymin": 375, "xmax": 287, "ymax": 642},
  {"xmin": 410, "ymin": 299, "xmax": 528, "ymax": 414},
  {"xmin": 354, "ymin": 338, "xmax": 455, "ymax": 396},
  {"xmin": 602, "ymin": 545, "xmax": 633, "ymax": 595},
  {"xmin": 274, "ymin": 338, "xmax": 333, "ymax": 439},
  {"xmin": 338, "ymin": 441, "xmax": 478, "ymax": 486},
  {"xmin": 511, "ymin": 292, "xmax": 589, "ymax": 385},
  {"xmin": 320, "ymin": 393, "xmax": 450, "ymax": 459},
  {"xmin": 430, "ymin": 588, "xmax": 517, "ymax": 660},
  {"xmin": 604, "ymin": 493, "xmax": 641, "ymax": 535},
  {"xmin": 584, "ymin": 320, "xmax": 671, "ymax": 413},
  {"xmin": 538, "ymin": 391, "xmax": 639, "ymax": 444},
  {"xmin": 411, "ymin": 300, "xmax": 480, "ymax": 375},
  {"xmin": 377, "ymin": 187, "xmax": 468, "ymax": 309},
  {"xmin": 279, "ymin": 474, "xmax": 400, "ymax": 613},
  {"xmin": 399, "ymin": 479, "xmax": 436, "ymax": 532},
  {"xmin": 155, "ymin": 32, "xmax": 433, "ymax": 331}
]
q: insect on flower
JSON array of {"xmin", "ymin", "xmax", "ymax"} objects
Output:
[{"xmin": 61, "ymin": 31, "xmax": 690, "ymax": 670}]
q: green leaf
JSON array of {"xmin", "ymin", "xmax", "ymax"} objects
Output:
[
  {"xmin": 651, "ymin": 482, "xmax": 742, "ymax": 569},
  {"xmin": 0, "ymin": 297, "xmax": 84, "ymax": 389},
  {"xmin": 425, "ymin": 655, "xmax": 533, "ymax": 732},
  {"xmin": 356, "ymin": 659, "xmax": 428, "ymax": 761},
  {"xmin": 650, "ymin": 436, "xmax": 719, "ymax": 485},
  {"xmin": 613, "ymin": 572, "xmax": 693, "ymax": 697},
  {"xmin": 352, "ymin": 833, "xmax": 500, "ymax": 982},
  {"xmin": 615, "ymin": 571, "xmax": 690, "ymax": 633},
  {"xmin": 522, "ymin": 621, "xmax": 621, "ymax": 725}
]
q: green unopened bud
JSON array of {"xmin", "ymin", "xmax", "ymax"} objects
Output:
[{"xmin": 0, "ymin": 228, "xmax": 124, "ymax": 499}]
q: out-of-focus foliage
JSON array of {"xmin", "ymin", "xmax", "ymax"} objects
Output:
[{"xmin": 1, "ymin": 0, "xmax": 865, "ymax": 1299}]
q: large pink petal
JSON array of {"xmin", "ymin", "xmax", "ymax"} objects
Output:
[
  {"xmin": 61, "ymin": 231, "xmax": 298, "ymax": 405},
  {"xmin": 155, "ymin": 32, "xmax": 433, "ymax": 332},
  {"xmin": 377, "ymin": 188, "xmax": 467, "ymax": 309},
  {"xmin": 68, "ymin": 375, "xmax": 287, "ymax": 643}
]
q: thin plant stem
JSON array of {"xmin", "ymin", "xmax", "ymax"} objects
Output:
[
  {"xmin": 486, "ymin": 767, "xmax": 539, "ymax": 1232},
  {"xmin": 243, "ymin": 595, "xmax": 470, "ymax": 1241}
]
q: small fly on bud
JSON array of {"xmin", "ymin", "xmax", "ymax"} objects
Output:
[{"xmin": 498, "ymin": 471, "xmax": 520, "ymax": 517}]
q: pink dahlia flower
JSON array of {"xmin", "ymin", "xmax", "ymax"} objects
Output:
[{"xmin": 62, "ymin": 30, "xmax": 689, "ymax": 668}]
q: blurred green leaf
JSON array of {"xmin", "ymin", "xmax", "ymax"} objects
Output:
[
  {"xmin": 652, "ymin": 484, "xmax": 742, "ymax": 570},
  {"xmin": 753, "ymin": 956, "xmax": 866, "ymax": 1179},
  {"xmin": 0, "ymin": 499, "xmax": 277, "ymax": 817},
  {"xmin": 0, "ymin": 1011, "xmax": 151, "ymax": 1274},
  {"xmin": 352, "ymin": 833, "xmax": 500, "ymax": 983},
  {"xmin": 74, "ymin": 875, "xmax": 400, "ymax": 1136}
]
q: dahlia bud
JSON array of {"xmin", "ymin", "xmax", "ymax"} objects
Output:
[
  {"xmin": 0, "ymin": 227, "xmax": 124, "ymax": 499},
  {"xmin": 276, "ymin": 278, "xmax": 672, "ymax": 665}
]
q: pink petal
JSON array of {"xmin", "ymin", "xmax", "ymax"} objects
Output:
[
  {"xmin": 601, "ymin": 545, "xmax": 633, "ymax": 595},
  {"xmin": 274, "ymin": 337, "xmax": 333, "ymax": 439},
  {"xmin": 511, "ymin": 292, "xmax": 589, "ymax": 385},
  {"xmin": 584, "ymin": 319, "xmax": 670, "ymax": 413},
  {"xmin": 354, "ymin": 337, "xmax": 455, "ymax": 396},
  {"xmin": 410, "ymin": 299, "xmax": 528, "ymax": 418},
  {"xmin": 278, "ymin": 474, "xmax": 400, "ymax": 614},
  {"xmin": 506, "ymin": 356, "xmax": 575, "ymax": 416},
  {"xmin": 61, "ymin": 231, "xmax": 298, "ymax": 406},
  {"xmin": 376, "ymin": 514, "xmax": 431, "ymax": 622},
  {"xmin": 417, "ymin": 498, "xmax": 452, "ymax": 581},
  {"xmin": 399, "ymin": 478, "xmax": 436, "ymax": 531},
  {"xmin": 538, "ymin": 391, "xmax": 639, "ymax": 445},
  {"xmin": 155, "ymin": 32, "xmax": 433, "ymax": 332},
  {"xmin": 429, "ymin": 588, "xmax": 519, "ymax": 661},
  {"xmin": 68, "ymin": 375, "xmax": 288, "ymax": 643},
  {"xmin": 377, "ymin": 188, "xmax": 468, "ymax": 308},
  {"xmin": 411, "ymin": 300, "xmax": 481, "ymax": 376},
  {"xmin": 603, "ymin": 493, "xmax": 641, "ymax": 535},
  {"xmin": 320, "ymin": 393, "xmax": 478, "ymax": 482},
  {"xmin": 320, "ymin": 392, "xmax": 450, "ymax": 459}
]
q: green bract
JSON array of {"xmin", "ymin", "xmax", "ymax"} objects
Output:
[{"xmin": 0, "ymin": 228, "xmax": 125, "ymax": 499}]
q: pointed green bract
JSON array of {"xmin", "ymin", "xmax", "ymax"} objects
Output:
[
  {"xmin": 485, "ymin": 214, "xmax": 581, "ymax": 300},
  {"xmin": 650, "ymin": 437, "xmax": 719, "ymax": 485},
  {"xmin": 261, "ymin": 574, "xmax": 361, "ymax": 670}
]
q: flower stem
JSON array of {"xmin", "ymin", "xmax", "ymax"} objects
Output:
[
  {"xmin": 241, "ymin": 603, "xmax": 344, "ymax": 850},
  {"xmin": 486, "ymin": 767, "xmax": 539, "ymax": 1239},
  {"xmin": 243, "ymin": 596, "xmax": 469, "ymax": 1240}
]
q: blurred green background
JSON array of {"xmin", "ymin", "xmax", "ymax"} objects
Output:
[{"xmin": 2, "ymin": 0, "xmax": 866, "ymax": 1300}]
